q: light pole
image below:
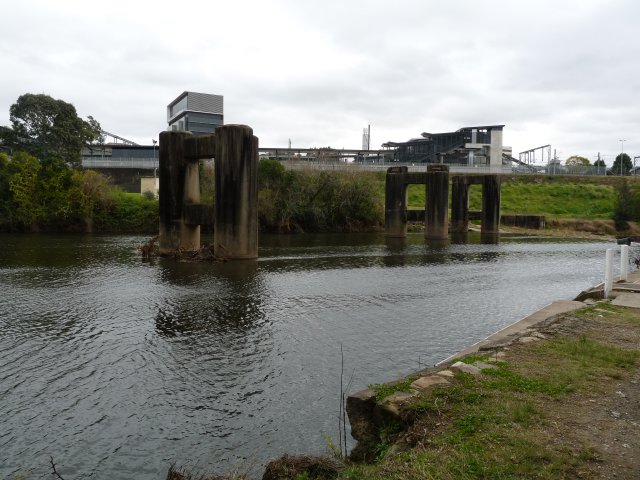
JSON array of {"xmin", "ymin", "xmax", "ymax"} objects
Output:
[
  {"xmin": 619, "ymin": 139, "xmax": 626, "ymax": 175},
  {"xmin": 152, "ymin": 139, "xmax": 157, "ymax": 177}
]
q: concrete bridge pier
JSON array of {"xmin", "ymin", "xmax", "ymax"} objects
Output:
[
  {"xmin": 425, "ymin": 165, "xmax": 449, "ymax": 240},
  {"xmin": 482, "ymin": 175, "xmax": 501, "ymax": 234},
  {"xmin": 158, "ymin": 131, "xmax": 201, "ymax": 253},
  {"xmin": 451, "ymin": 175, "xmax": 469, "ymax": 234},
  {"xmin": 214, "ymin": 125, "xmax": 259, "ymax": 259},
  {"xmin": 384, "ymin": 166, "xmax": 409, "ymax": 238}
]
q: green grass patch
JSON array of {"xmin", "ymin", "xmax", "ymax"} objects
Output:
[
  {"xmin": 481, "ymin": 366, "xmax": 574, "ymax": 394},
  {"xmin": 401, "ymin": 176, "xmax": 617, "ymax": 219},
  {"xmin": 369, "ymin": 376, "xmax": 418, "ymax": 402},
  {"xmin": 459, "ymin": 354, "xmax": 489, "ymax": 364},
  {"xmin": 546, "ymin": 334, "xmax": 639, "ymax": 369}
]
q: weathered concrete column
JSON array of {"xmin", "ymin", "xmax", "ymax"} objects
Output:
[
  {"xmin": 481, "ymin": 175, "xmax": 501, "ymax": 234},
  {"xmin": 384, "ymin": 166, "xmax": 408, "ymax": 238},
  {"xmin": 159, "ymin": 131, "xmax": 201, "ymax": 254},
  {"xmin": 425, "ymin": 165, "xmax": 449, "ymax": 240},
  {"xmin": 181, "ymin": 159, "xmax": 201, "ymax": 250},
  {"xmin": 214, "ymin": 125, "xmax": 258, "ymax": 259},
  {"xmin": 451, "ymin": 175, "xmax": 469, "ymax": 233}
]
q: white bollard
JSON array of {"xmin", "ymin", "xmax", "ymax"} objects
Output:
[
  {"xmin": 620, "ymin": 244, "xmax": 629, "ymax": 282},
  {"xmin": 604, "ymin": 248, "xmax": 614, "ymax": 298}
]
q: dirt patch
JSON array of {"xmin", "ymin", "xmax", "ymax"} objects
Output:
[{"xmin": 496, "ymin": 309, "xmax": 640, "ymax": 479}]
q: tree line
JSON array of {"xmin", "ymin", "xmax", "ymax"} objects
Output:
[{"xmin": 0, "ymin": 93, "xmax": 157, "ymax": 232}]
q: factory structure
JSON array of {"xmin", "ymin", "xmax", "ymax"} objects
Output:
[{"xmin": 381, "ymin": 125, "xmax": 511, "ymax": 167}]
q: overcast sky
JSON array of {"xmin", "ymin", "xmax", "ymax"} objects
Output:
[{"xmin": 1, "ymin": 0, "xmax": 638, "ymax": 165}]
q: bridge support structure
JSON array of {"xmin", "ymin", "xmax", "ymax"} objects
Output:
[
  {"xmin": 158, "ymin": 125, "xmax": 258, "ymax": 259},
  {"xmin": 384, "ymin": 166, "xmax": 501, "ymax": 238}
]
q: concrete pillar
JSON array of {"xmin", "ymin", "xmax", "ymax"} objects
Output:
[
  {"xmin": 384, "ymin": 166, "xmax": 408, "ymax": 238},
  {"xmin": 481, "ymin": 175, "xmax": 501, "ymax": 235},
  {"xmin": 181, "ymin": 160, "xmax": 201, "ymax": 250},
  {"xmin": 605, "ymin": 248, "xmax": 614, "ymax": 298},
  {"xmin": 425, "ymin": 165, "xmax": 449, "ymax": 240},
  {"xmin": 451, "ymin": 176, "xmax": 469, "ymax": 233},
  {"xmin": 214, "ymin": 125, "xmax": 258, "ymax": 259},
  {"xmin": 159, "ymin": 131, "xmax": 200, "ymax": 254},
  {"xmin": 621, "ymin": 244, "xmax": 629, "ymax": 281}
]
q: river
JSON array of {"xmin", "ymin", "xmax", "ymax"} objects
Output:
[{"xmin": 0, "ymin": 232, "xmax": 616, "ymax": 478}]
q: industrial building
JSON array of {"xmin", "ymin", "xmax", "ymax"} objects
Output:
[
  {"xmin": 382, "ymin": 125, "xmax": 511, "ymax": 167},
  {"xmin": 167, "ymin": 91, "xmax": 224, "ymax": 135}
]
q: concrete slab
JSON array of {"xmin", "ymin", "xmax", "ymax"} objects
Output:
[{"xmin": 611, "ymin": 292, "xmax": 640, "ymax": 309}]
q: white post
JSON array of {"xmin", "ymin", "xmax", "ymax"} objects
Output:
[
  {"xmin": 605, "ymin": 248, "xmax": 614, "ymax": 298},
  {"xmin": 620, "ymin": 244, "xmax": 629, "ymax": 281}
]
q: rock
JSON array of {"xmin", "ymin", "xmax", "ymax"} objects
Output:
[
  {"xmin": 347, "ymin": 388, "xmax": 406, "ymax": 462},
  {"xmin": 410, "ymin": 375, "xmax": 449, "ymax": 390},
  {"xmin": 382, "ymin": 391, "xmax": 416, "ymax": 416},
  {"xmin": 450, "ymin": 361, "xmax": 482, "ymax": 375},
  {"xmin": 473, "ymin": 361, "xmax": 498, "ymax": 371},
  {"xmin": 530, "ymin": 331, "xmax": 547, "ymax": 339},
  {"xmin": 385, "ymin": 391, "xmax": 415, "ymax": 402},
  {"xmin": 519, "ymin": 336, "xmax": 540, "ymax": 343},
  {"xmin": 436, "ymin": 369, "xmax": 455, "ymax": 378}
]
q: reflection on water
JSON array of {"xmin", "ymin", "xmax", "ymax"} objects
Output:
[{"xmin": 0, "ymin": 232, "xmax": 613, "ymax": 479}]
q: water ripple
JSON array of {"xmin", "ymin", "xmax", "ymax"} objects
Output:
[{"xmin": 0, "ymin": 233, "xmax": 610, "ymax": 479}]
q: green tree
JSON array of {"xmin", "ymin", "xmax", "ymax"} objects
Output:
[
  {"xmin": 611, "ymin": 153, "xmax": 632, "ymax": 175},
  {"xmin": 8, "ymin": 151, "xmax": 44, "ymax": 226},
  {"xmin": 613, "ymin": 179, "xmax": 633, "ymax": 230},
  {"xmin": 565, "ymin": 155, "xmax": 590, "ymax": 166},
  {"xmin": 0, "ymin": 93, "xmax": 102, "ymax": 167}
]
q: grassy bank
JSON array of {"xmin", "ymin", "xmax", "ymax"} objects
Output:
[
  {"xmin": 340, "ymin": 301, "xmax": 640, "ymax": 479},
  {"xmin": 406, "ymin": 175, "xmax": 619, "ymax": 219}
]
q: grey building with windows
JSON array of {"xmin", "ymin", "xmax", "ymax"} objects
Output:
[{"xmin": 167, "ymin": 91, "xmax": 224, "ymax": 135}]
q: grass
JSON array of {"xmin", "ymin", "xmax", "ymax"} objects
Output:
[
  {"xmin": 339, "ymin": 312, "xmax": 640, "ymax": 480},
  {"xmin": 369, "ymin": 376, "xmax": 418, "ymax": 402},
  {"xmin": 400, "ymin": 176, "xmax": 617, "ymax": 219}
]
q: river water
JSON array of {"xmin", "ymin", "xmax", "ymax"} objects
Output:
[{"xmin": 0, "ymin": 233, "xmax": 616, "ymax": 478}]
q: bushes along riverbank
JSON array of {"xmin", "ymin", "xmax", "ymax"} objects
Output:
[{"xmin": 4, "ymin": 151, "xmax": 640, "ymax": 236}]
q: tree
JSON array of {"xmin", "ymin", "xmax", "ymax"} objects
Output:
[
  {"xmin": 594, "ymin": 159, "xmax": 606, "ymax": 167},
  {"xmin": 0, "ymin": 93, "xmax": 101, "ymax": 167},
  {"xmin": 611, "ymin": 153, "xmax": 632, "ymax": 175},
  {"xmin": 565, "ymin": 155, "xmax": 590, "ymax": 166}
]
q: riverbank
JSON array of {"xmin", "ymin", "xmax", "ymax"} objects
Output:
[{"xmin": 339, "ymin": 273, "xmax": 640, "ymax": 479}]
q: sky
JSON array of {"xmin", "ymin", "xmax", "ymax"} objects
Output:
[{"xmin": 1, "ymin": 0, "xmax": 639, "ymax": 165}]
